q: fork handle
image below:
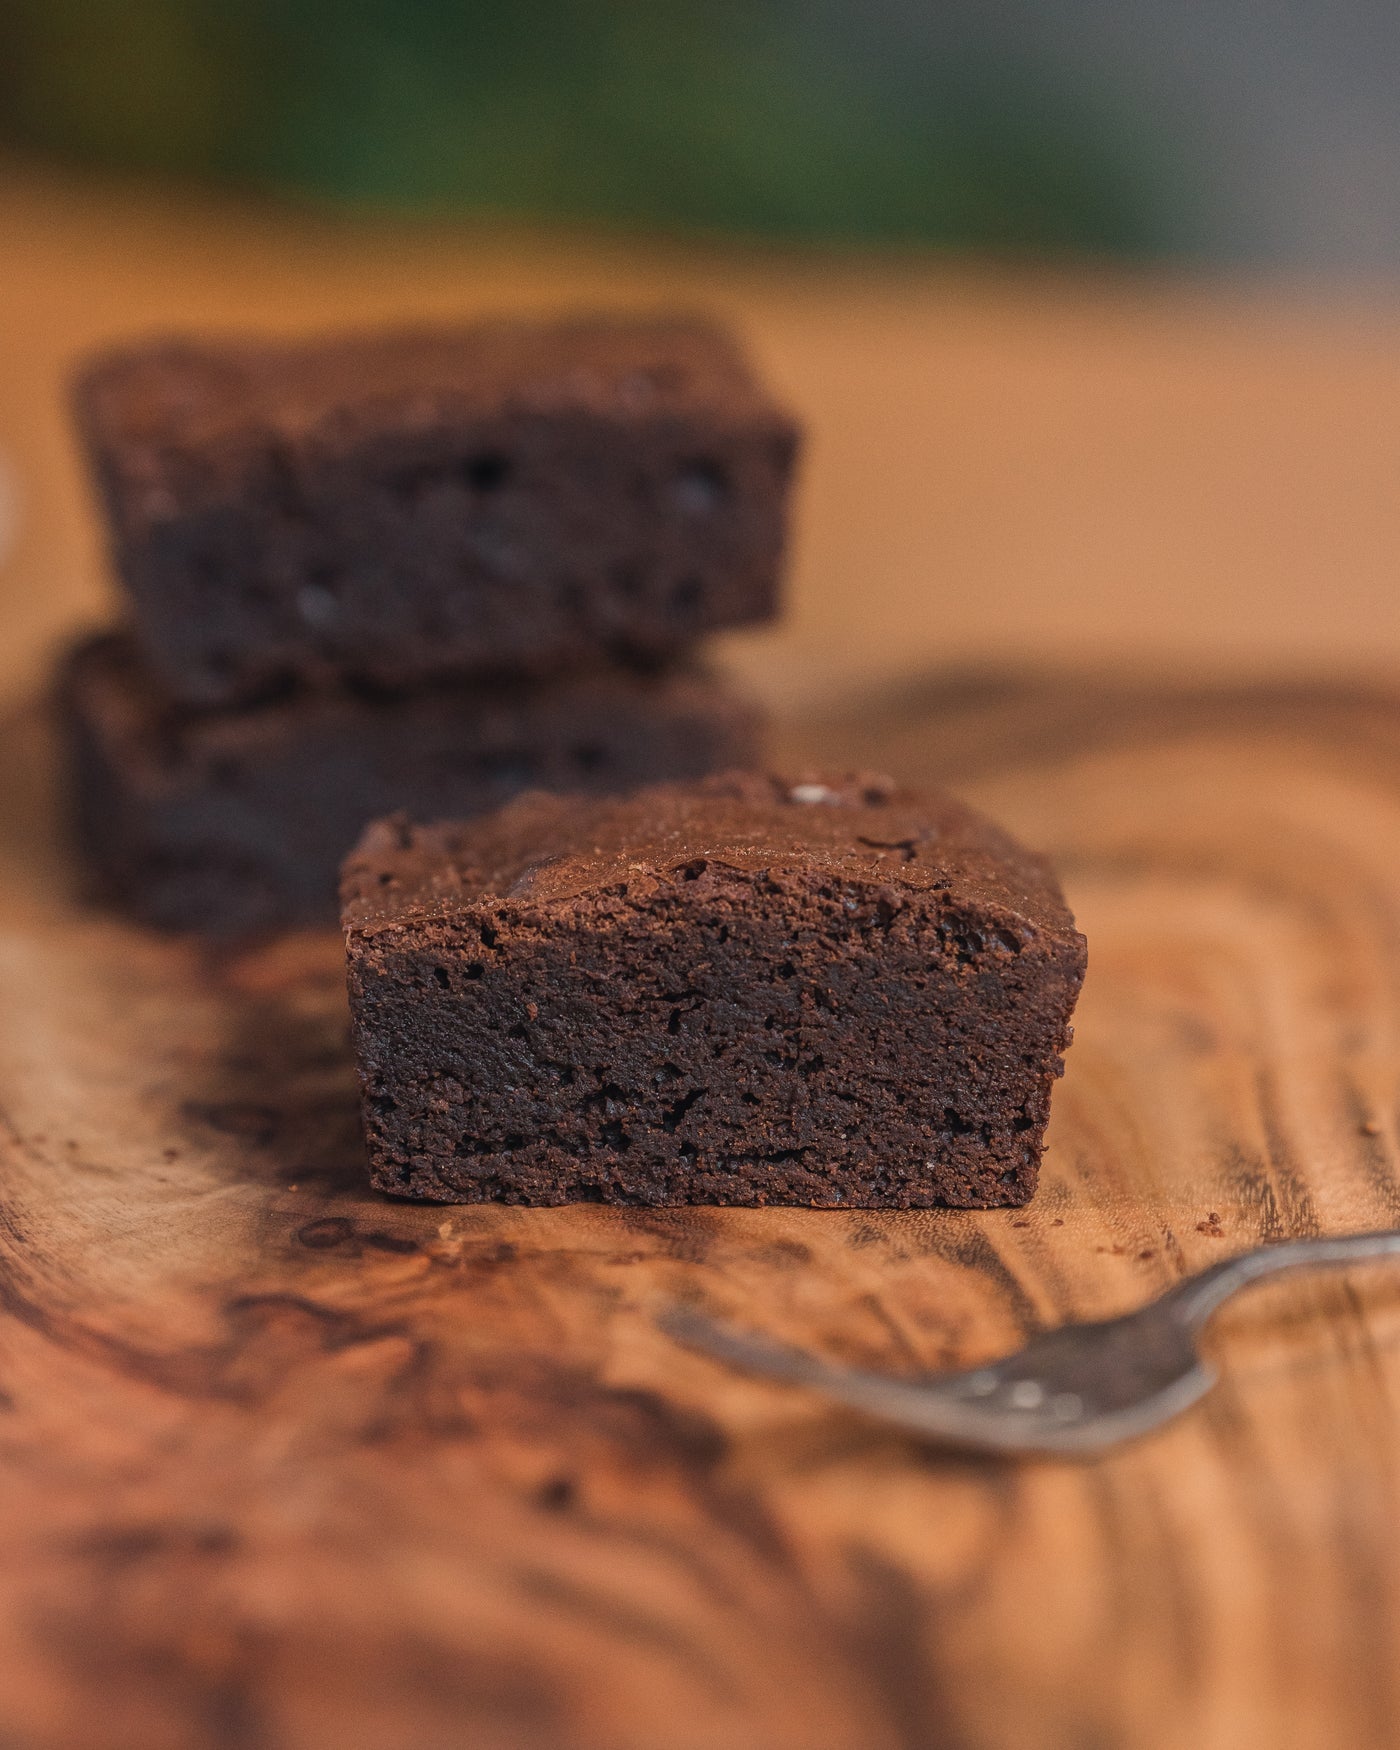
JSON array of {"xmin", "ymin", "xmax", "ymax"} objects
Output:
[{"xmin": 1166, "ymin": 1230, "xmax": 1400, "ymax": 1328}]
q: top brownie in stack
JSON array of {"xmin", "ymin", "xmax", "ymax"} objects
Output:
[{"xmin": 74, "ymin": 317, "xmax": 799, "ymax": 706}]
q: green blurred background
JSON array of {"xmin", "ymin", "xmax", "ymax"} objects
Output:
[
  {"xmin": 1, "ymin": 0, "xmax": 1397, "ymax": 268},
  {"xmin": 0, "ymin": 0, "xmax": 1179, "ymax": 256}
]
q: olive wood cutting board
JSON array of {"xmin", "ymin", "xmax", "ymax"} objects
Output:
[{"xmin": 1, "ymin": 673, "xmax": 1399, "ymax": 1750}]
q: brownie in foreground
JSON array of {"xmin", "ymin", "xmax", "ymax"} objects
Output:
[
  {"xmin": 74, "ymin": 316, "xmax": 799, "ymax": 707},
  {"xmin": 342, "ymin": 773, "xmax": 1086, "ymax": 1207},
  {"xmin": 60, "ymin": 632, "xmax": 761, "ymax": 935}
]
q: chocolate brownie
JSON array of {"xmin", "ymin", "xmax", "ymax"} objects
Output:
[
  {"xmin": 60, "ymin": 631, "xmax": 762, "ymax": 935},
  {"xmin": 74, "ymin": 317, "xmax": 799, "ymax": 706},
  {"xmin": 342, "ymin": 772, "xmax": 1086, "ymax": 1208}
]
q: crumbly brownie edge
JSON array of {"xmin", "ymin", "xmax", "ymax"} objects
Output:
[{"xmin": 345, "ymin": 853, "xmax": 1084, "ymax": 1209}]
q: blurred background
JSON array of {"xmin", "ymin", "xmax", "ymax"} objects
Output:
[
  {"xmin": 3, "ymin": 0, "xmax": 1400, "ymax": 710},
  {"xmin": 5, "ymin": 0, "xmax": 1400, "ymax": 270}
]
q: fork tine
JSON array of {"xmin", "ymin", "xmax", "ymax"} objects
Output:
[
  {"xmin": 660, "ymin": 1229, "xmax": 1400, "ymax": 1459},
  {"xmin": 660, "ymin": 1305, "xmax": 1209, "ymax": 1456},
  {"xmin": 659, "ymin": 1306, "xmax": 1035, "ymax": 1448}
]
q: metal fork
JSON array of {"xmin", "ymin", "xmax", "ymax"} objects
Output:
[{"xmin": 660, "ymin": 1231, "xmax": 1400, "ymax": 1457}]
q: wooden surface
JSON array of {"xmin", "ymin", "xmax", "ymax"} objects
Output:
[
  {"xmin": 3, "ymin": 679, "xmax": 1400, "ymax": 1749},
  {"xmin": 5, "ymin": 163, "xmax": 1400, "ymax": 1748}
]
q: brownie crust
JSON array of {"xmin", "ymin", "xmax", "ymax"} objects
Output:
[
  {"xmin": 342, "ymin": 773, "xmax": 1086, "ymax": 1208},
  {"xmin": 60, "ymin": 632, "xmax": 762, "ymax": 936},
  {"xmin": 74, "ymin": 317, "xmax": 800, "ymax": 706}
]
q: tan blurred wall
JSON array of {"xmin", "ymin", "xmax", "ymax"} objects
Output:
[{"xmin": 3, "ymin": 161, "xmax": 1400, "ymax": 713}]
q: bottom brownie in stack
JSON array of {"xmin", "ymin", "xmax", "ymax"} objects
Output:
[{"xmin": 60, "ymin": 631, "xmax": 760, "ymax": 935}]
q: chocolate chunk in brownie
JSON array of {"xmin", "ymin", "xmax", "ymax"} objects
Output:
[
  {"xmin": 74, "ymin": 316, "xmax": 799, "ymax": 706},
  {"xmin": 342, "ymin": 772, "xmax": 1086, "ymax": 1208},
  {"xmin": 59, "ymin": 631, "xmax": 762, "ymax": 936}
]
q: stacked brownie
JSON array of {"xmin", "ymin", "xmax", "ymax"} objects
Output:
[{"xmin": 62, "ymin": 316, "xmax": 799, "ymax": 933}]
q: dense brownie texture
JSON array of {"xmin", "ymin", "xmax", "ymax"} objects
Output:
[
  {"xmin": 342, "ymin": 773, "xmax": 1086, "ymax": 1208},
  {"xmin": 74, "ymin": 317, "xmax": 799, "ymax": 706},
  {"xmin": 60, "ymin": 631, "xmax": 761, "ymax": 936}
]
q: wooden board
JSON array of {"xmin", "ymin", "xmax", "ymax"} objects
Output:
[{"xmin": 3, "ymin": 674, "xmax": 1400, "ymax": 1750}]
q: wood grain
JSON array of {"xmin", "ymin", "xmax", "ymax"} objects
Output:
[{"xmin": 2, "ymin": 675, "xmax": 1400, "ymax": 1749}]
